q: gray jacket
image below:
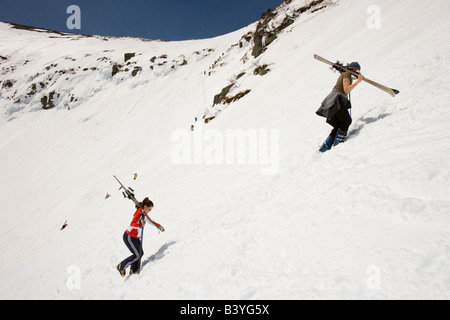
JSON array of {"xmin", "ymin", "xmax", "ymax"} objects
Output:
[{"xmin": 316, "ymin": 89, "xmax": 351, "ymax": 119}]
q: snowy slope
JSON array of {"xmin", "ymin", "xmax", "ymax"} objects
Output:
[{"xmin": 0, "ymin": 0, "xmax": 449, "ymax": 299}]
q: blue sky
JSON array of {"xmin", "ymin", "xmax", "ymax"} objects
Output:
[{"xmin": 0, "ymin": 0, "xmax": 284, "ymax": 40}]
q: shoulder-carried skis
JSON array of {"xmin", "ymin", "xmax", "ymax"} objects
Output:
[
  {"xmin": 314, "ymin": 54, "xmax": 400, "ymax": 97},
  {"xmin": 114, "ymin": 175, "xmax": 140, "ymax": 208}
]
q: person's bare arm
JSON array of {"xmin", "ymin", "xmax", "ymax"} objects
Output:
[{"xmin": 343, "ymin": 74, "xmax": 365, "ymax": 95}]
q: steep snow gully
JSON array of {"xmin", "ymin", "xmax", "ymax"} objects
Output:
[{"xmin": 0, "ymin": 0, "xmax": 449, "ymax": 299}]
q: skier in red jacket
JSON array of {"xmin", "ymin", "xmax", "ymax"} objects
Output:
[{"xmin": 117, "ymin": 197, "xmax": 164, "ymax": 277}]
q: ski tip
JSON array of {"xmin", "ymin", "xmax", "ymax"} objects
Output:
[{"xmin": 388, "ymin": 89, "xmax": 400, "ymax": 97}]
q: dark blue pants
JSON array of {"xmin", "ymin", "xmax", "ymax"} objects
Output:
[{"xmin": 120, "ymin": 231, "xmax": 143, "ymax": 272}]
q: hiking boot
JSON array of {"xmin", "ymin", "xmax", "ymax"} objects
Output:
[{"xmin": 117, "ymin": 264, "xmax": 126, "ymax": 277}]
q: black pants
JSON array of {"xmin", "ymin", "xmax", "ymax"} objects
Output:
[
  {"xmin": 326, "ymin": 107, "xmax": 352, "ymax": 139},
  {"xmin": 120, "ymin": 231, "xmax": 143, "ymax": 272}
]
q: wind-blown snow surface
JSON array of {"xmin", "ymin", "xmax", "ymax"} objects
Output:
[{"xmin": 1, "ymin": 0, "xmax": 449, "ymax": 299}]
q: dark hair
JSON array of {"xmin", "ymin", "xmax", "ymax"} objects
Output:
[{"xmin": 141, "ymin": 197, "xmax": 154, "ymax": 208}]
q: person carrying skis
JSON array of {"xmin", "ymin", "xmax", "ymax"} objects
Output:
[
  {"xmin": 316, "ymin": 62, "xmax": 364, "ymax": 152},
  {"xmin": 117, "ymin": 197, "xmax": 164, "ymax": 277}
]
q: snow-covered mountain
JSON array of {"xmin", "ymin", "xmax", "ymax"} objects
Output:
[{"xmin": 0, "ymin": 0, "xmax": 449, "ymax": 299}]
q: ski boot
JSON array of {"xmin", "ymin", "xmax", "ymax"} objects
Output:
[
  {"xmin": 333, "ymin": 129, "xmax": 347, "ymax": 147},
  {"xmin": 319, "ymin": 135, "xmax": 334, "ymax": 153},
  {"xmin": 117, "ymin": 264, "xmax": 126, "ymax": 277}
]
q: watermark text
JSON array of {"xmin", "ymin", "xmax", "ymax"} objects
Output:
[
  {"xmin": 171, "ymin": 127, "xmax": 280, "ymax": 176},
  {"xmin": 66, "ymin": 5, "xmax": 81, "ymax": 30}
]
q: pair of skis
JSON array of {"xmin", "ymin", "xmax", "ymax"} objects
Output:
[
  {"xmin": 314, "ymin": 54, "xmax": 399, "ymax": 97},
  {"xmin": 113, "ymin": 175, "xmax": 162, "ymax": 233}
]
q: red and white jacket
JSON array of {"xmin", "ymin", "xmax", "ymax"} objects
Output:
[{"xmin": 126, "ymin": 208, "xmax": 162, "ymax": 239}]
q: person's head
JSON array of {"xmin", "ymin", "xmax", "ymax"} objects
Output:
[
  {"xmin": 347, "ymin": 62, "xmax": 361, "ymax": 72},
  {"xmin": 141, "ymin": 197, "xmax": 154, "ymax": 213}
]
